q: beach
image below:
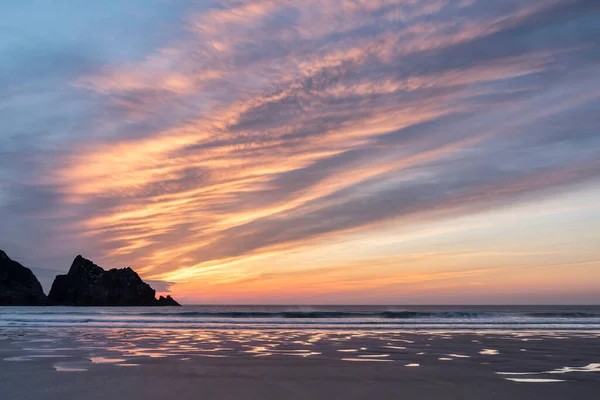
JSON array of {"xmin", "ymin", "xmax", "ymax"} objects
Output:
[
  {"xmin": 2, "ymin": 0, "xmax": 599, "ymax": 397},
  {"xmin": 2, "ymin": 327, "xmax": 600, "ymax": 399}
]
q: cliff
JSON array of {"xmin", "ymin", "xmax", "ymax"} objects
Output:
[
  {"xmin": 0, "ymin": 249, "xmax": 47, "ymax": 306},
  {"xmin": 48, "ymin": 255, "xmax": 180, "ymax": 306}
]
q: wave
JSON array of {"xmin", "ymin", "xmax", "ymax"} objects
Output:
[
  {"xmin": 3, "ymin": 309, "xmax": 600, "ymax": 330},
  {"xmin": 2, "ymin": 310, "xmax": 599, "ymax": 320},
  {"xmin": 133, "ymin": 311, "xmax": 494, "ymax": 319},
  {"xmin": 524, "ymin": 312, "xmax": 599, "ymax": 318},
  {"xmin": 9, "ymin": 311, "xmax": 588, "ymax": 319},
  {"xmin": 138, "ymin": 311, "xmax": 600, "ymax": 319},
  {"xmin": 4, "ymin": 318, "xmax": 600, "ymax": 325}
]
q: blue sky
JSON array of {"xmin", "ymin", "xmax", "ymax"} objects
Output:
[{"xmin": 1, "ymin": 0, "xmax": 599, "ymax": 303}]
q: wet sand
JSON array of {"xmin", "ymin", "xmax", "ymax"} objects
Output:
[{"xmin": 1, "ymin": 329, "xmax": 599, "ymax": 399}]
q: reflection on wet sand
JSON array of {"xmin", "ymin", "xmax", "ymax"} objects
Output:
[
  {"xmin": 4, "ymin": 356, "xmax": 33, "ymax": 361},
  {"xmin": 447, "ymin": 354, "xmax": 470, "ymax": 358},
  {"xmin": 480, "ymin": 349, "xmax": 499, "ymax": 355},
  {"xmin": 4, "ymin": 354, "xmax": 68, "ymax": 361},
  {"xmin": 90, "ymin": 357, "xmax": 127, "ymax": 364},
  {"xmin": 498, "ymin": 363, "xmax": 600, "ymax": 377},
  {"xmin": 0, "ymin": 328, "xmax": 598, "ymax": 385},
  {"xmin": 54, "ymin": 363, "xmax": 88, "ymax": 372},
  {"xmin": 357, "ymin": 354, "xmax": 390, "ymax": 358},
  {"xmin": 505, "ymin": 378, "xmax": 565, "ymax": 383}
]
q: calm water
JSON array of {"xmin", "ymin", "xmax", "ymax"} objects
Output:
[{"xmin": 1, "ymin": 305, "xmax": 600, "ymax": 330}]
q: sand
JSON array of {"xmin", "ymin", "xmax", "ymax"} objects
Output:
[{"xmin": 1, "ymin": 329, "xmax": 599, "ymax": 399}]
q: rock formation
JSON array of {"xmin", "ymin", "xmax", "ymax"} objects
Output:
[
  {"xmin": 48, "ymin": 255, "xmax": 180, "ymax": 306},
  {"xmin": 156, "ymin": 295, "xmax": 180, "ymax": 306},
  {"xmin": 0, "ymin": 249, "xmax": 47, "ymax": 306}
]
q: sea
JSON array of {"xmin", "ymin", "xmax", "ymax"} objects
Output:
[{"xmin": 1, "ymin": 305, "xmax": 600, "ymax": 331}]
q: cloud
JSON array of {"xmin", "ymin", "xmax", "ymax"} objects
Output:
[
  {"xmin": 0, "ymin": 0, "xmax": 599, "ymax": 301},
  {"xmin": 145, "ymin": 280, "xmax": 176, "ymax": 293}
]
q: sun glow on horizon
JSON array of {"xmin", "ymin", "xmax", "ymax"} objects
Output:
[{"xmin": 1, "ymin": 0, "xmax": 599, "ymax": 304}]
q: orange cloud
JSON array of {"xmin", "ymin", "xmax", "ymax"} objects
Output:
[{"xmin": 25, "ymin": 0, "xmax": 599, "ymax": 303}]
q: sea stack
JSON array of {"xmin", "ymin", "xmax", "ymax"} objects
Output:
[
  {"xmin": 48, "ymin": 255, "xmax": 180, "ymax": 306},
  {"xmin": 0, "ymin": 249, "xmax": 47, "ymax": 306}
]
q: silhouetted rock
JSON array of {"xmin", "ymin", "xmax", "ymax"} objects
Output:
[
  {"xmin": 156, "ymin": 295, "xmax": 181, "ymax": 306},
  {"xmin": 48, "ymin": 255, "xmax": 181, "ymax": 306},
  {"xmin": 0, "ymin": 249, "xmax": 47, "ymax": 306}
]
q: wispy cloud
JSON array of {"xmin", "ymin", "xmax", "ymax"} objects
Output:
[{"xmin": 0, "ymin": 0, "xmax": 599, "ymax": 302}]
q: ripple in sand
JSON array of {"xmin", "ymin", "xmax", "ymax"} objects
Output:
[
  {"xmin": 275, "ymin": 351, "xmax": 321, "ymax": 357},
  {"xmin": 90, "ymin": 357, "xmax": 127, "ymax": 364},
  {"xmin": 8, "ymin": 354, "xmax": 69, "ymax": 360},
  {"xmin": 497, "ymin": 372, "xmax": 539, "ymax": 376},
  {"xmin": 480, "ymin": 349, "xmax": 499, "ymax": 355},
  {"xmin": 119, "ymin": 348, "xmax": 174, "ymax": 358},
  {"xmin": 308, "ymin": 335, "xmax": 324, "ymax": 343},
  {"xmin": 4, "ymin": 356, "xmax": 31, "ymax": 361},
  {"xmin": 292, "ymin": 341, "xmax": 313, "ymax": 346},
  {"xmin": 54, "ymin": 363, "xmax": 88, "ymax": 372},
  {"xmin": 384, "ymin": 346, "xmax": 406, "ymax": 350},
  {"xmin": 117, "ymin": 364, "xmax": 140, "ymax": 367},
  {"xmin": 447, "ymin": 354, "xmax": 470, "ymax": 358},
  {"xmin": 337, "ymin": 349, "xmax": 359, "ymax": 353},
  {"xmin": 197, "ymin": 354, "xmax": 228, "ymax": 358},
  {"xmin": 550, "ymin": 363, "xmax": 600, "ymax": 374},
  {"xmin": 357, "ymin": 354, "xmax": 390, "ymax": 358},
  {"xmin": 195, "ymin": 347, "xmax": 234, "ymax": 352},
  {"xmin": 22, "ymin": 347, "xmax": 74, "ymax": 352},
  {"xmin": 243, "ymin": 346, "xmax": 270, "ymax": 354},
  {"xmin": 505, "ymin": 378, "xmax": 565, "ymax": 383},
  {"xmin": 498, "ymin": 363, "xmax": 600, "ymax": 376}
]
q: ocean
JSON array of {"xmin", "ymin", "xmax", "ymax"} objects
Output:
[{"xmin": 2, "ymin": 305, "xmax": 600, "ymax": 330}]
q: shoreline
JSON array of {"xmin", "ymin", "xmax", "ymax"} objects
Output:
[
  {"xmin": 3, "ymin": 305, "xmax": 600, "ymax": 331},
  {"xmin": 2, "ymin": 327, "xmax": 600, "ymax": 399}
]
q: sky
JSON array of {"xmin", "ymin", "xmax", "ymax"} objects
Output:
[{"xmin": 1, "ymin": 0, "xmax": 599, "ymax": 304}]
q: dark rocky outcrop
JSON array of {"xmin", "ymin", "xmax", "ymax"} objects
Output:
[
  {"xmin": 48, "ymin": 255, "xmax": 180, "ymax": 306},
  {"xmin": 0, "ymin": 249, "xmax": 47, "ymax": 306},
  {"xmin": 156, "ymin": 295, "xmax": 180, "ymax": 306}
]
